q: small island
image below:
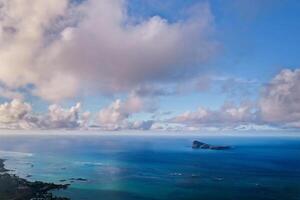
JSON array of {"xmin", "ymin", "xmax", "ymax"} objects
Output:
[
  {"xmin": 192, "ymin": 140, "xmax": 231, "ymax": 150},
  {"xmin": 0, "ymin": 159, "xmax": 70, "ymax": 200}
]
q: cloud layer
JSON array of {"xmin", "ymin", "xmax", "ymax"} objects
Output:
[
  {"xmin": 0, "ymin": 99, "xmax": 31, "ymax": 129},
  {"xmin": 169, "ymin": 101, "xmax": 257, "ymax": 130},
  {"xmin": 0, "ymin": 68, "xmax": 300, "ymax": 131},
  {"xmin": 168, "ymin": 68, "xmax": 300, "ymax": 131},
  {"xmin": 97, "ymin": 94, "xmax": 156, "ymax": 130},
  {"xmin": 0, "ymin": 99, "xmax": 85, "ymax": 130},
  {"xmin": 0, "ymin": 0, "xmax": 217, "ymax": 102},
  {"xmin": 0, "ymin": 96, "xmax": 154, "ymax": 131},
  {"xmin": 259, "ymin": 69, "xmax": 300, "ymax": 128},
  {"xmin": 0, "ymin": 1, "xmax": 299, "ymax": 132}
]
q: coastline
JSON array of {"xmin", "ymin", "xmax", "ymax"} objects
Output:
[
  {"xmin": 0, "ymin": 159, "xmax": 70, "ymax": 200},
  {"xmin": 0, "ymin": 136, "xmax": 299, "ymax": 200}
]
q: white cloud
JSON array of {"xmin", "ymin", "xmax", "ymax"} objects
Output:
[
  {"xmin": 38, "ymin": 102, "xmax": 82, "ymax": 129},
  {"xmin": 129, "ymin": 120, "xmax": 154, "ymax": 130},
  {"xmin": 0, "ymin": 99, "xmax": 88, "ymax": 130},
  {"xmin": 97, "ymin": 94, "xmax": 155, "ymax": 130},
  {"xmin": 0, "ymin": 95, "xmax": 156, "ymax": 131},
  {"xmin": 98, "ymin": 99, "xmax": 130, "ymax": 125},
  {"xmin": 0, "ymin": 99, "xmax": 31, "ymax": 125},
  {"xmin": 0, "ymin": 0, "xmax": 217, "ymax": 102},
  {"xmin": 259, "ymin": 69, "xmax": 300, "ymax": 127},
  {"xmin": 0, "ymin": 0, "xmax": 69, "ymax": 88},
  {"xmin": 2, "ymin": 68, "xmax": 300, "ymax": 131},
  {"xmin": 168, "ymin": 68, "xmax": 300, "ymax": 131},
  {"xmin": 170, "ymin": 102, "xmax": 257, "ymax": 129}
]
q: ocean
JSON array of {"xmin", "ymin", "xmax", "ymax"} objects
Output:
[{"xmin": 0, "ymin": 133, "xmax": 299, "ymax": 200}]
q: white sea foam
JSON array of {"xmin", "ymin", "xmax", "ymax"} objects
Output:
[{"xmin": 0, "ymin": 150, "xmax": 33, "ymax": 158}]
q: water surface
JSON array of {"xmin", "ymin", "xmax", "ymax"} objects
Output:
[{"xmin": 0, "ymin": 133, "xmax": 299, "ymax": 200}]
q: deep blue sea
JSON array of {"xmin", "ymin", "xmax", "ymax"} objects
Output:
[{"xmin": 0, "ymin": 133, "xmax": 300, "ymax": 200}]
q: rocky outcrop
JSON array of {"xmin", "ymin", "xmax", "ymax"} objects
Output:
[
  {"xmin": 0, "ymin": 159, "xmax": 8, "ymax": 173},
  {"xmin": 192, "ymin": 140, "xmax": 231, "ymax": 150}
]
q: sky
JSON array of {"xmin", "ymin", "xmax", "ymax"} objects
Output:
[{"xmin": 0, "ymin": 0, "xmax": 299, "ymax": 132}]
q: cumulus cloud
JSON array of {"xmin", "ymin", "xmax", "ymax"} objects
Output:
[
  {"xmin": 0, "ymin": 99, "xmax": 31, "ymax": 129},
  {"xmin": 168, "ymin": 68, "xmax": 300, "ymax": 131},
  {"xmin": 0, "ymin": 99, "xmax": 88, "ymax": 130},
  {"xmin": 129, "ymin": 120, "xmax": 155, "ymax": 130},
  {"xmin": 97, "ymin": 94, "xmax": 156, "ymax": 130},
  {"xmin": 0, "ymin": 0, "xmax": 70, "ymax": 98},
  {"xmin": 36, "ymin": 103, "xmax": 82, "ymax": 129},
  {"xmin": 0, "ymin": 98, "xmax": 156, "ymax": 131},
  {"xmin": 259, "ymin": 69, "xmax": 300, "ymax": 128},
  {"xmin": 1, "ymin": 68, "xmax": 300, "ymax": 131},
  {"xmin": 0, "ymin": 0, "xmax": 217, "ymax": 102},
  {"xmin": 170, "ymin": 102, "xmax": 257, "ymax": 129},
  {"xmin": 98, "ymin": 99, "xmax": 130, "ymax": 126}
]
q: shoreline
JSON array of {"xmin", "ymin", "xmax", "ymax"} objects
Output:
[{"xmin": 0, "ymin": 159, "xmax": 70, "ymax": 200}]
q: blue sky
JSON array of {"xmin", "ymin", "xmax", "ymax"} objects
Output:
[{"xmin": 0, "ymin": 0, "xmax": 299, "ymax": 131}]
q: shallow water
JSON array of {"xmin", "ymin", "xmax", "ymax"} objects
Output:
[{"xmin": 0, "ymin": 134, "xmax": 300, "ymax": 200}]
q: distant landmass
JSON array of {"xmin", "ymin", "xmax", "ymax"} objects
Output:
[
  {"xmin": 0, "ymin": 159, "xmax": 69, "ymax": 200},
  {"xmin": 192, "ymin": 140, "xmax": 231, "ymax": 150}
]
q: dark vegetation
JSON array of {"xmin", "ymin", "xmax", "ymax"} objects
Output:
[{"xmin": 0, "ymin": 159, "xmax": 70, "ymax": 200}]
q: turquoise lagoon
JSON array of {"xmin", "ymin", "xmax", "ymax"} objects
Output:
[{"xmin": 0, "ymin": 133, "xmax": 300, "ymax": 200}]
